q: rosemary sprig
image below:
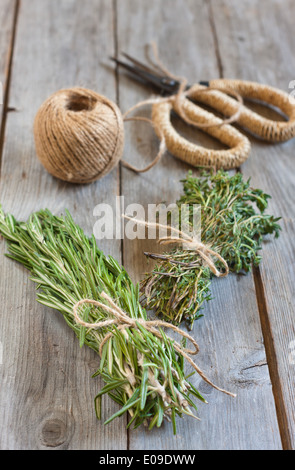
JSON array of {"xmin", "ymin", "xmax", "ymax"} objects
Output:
[
  {"xmin": 0, "ymin": 206, "xmax": 211, "ymax": 433},
  {"xmin": 140, "ymin": 170, "xmax": 281, "ymax": 329}
]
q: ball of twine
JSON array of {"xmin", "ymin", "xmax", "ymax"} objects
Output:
[{"xmin": 34, "ymin": 87, "xmax": 124, "ymax": 184}]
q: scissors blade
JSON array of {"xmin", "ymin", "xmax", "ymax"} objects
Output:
[
  {"xmin": 120, "ymin": 52, "xmax": 164, "ymax": 77},
  {"xmin": 110, "ymin": 56, "xmax": 180, "ymax": 95}
]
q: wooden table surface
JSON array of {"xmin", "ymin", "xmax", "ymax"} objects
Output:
[{"xmin": 0, "ymin": 0, "xmax": 294, "ymax": 450}]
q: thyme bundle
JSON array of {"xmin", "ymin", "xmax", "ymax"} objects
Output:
[
  {"xmin": 0, "ymin": 207, "xmax": 232, "ymax": 433},
  {"xmin": 141, "ymin": 170, "xmax": 281, "ymax": 329}
]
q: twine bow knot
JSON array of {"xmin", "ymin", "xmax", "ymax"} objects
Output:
[
  {"xmin": 123, "ymin": 215, "xmax": 229, "ymax": 278},
  {"xmin": 73, "ymin": 291, "xmax": 235, "ymax": 397}
]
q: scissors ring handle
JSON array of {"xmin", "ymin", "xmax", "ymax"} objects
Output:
[
  {"xmin": 189, "ymin": 79, "xmax": 295, "ymax": 142},
  {"xmin": 151, "ymin": 98, "xmax": 251, "ymax": 170}
]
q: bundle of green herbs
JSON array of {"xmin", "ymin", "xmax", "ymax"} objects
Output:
[
  {"xmin": 140, "ymin": 170, "xmax": 281, "ymax": 329},
  {"xmin": 0, "ymin": 206, "xmax": 232, "ymax": 433}
]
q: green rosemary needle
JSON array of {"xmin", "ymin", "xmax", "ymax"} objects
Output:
[
  {"xmin": 0, "ymin": 206, "xmax": 216, "ymax": 433},
  {"xmin": 140, "ymin": 170, "xmax": 281, "ymax": 329}
]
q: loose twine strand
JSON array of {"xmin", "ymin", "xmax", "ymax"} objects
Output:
[
  {"xmin": 121, "ymin": 42, "xmax": 244, "ymax": 173},
  {"xmin": 73, "ymin": 291, "xmax": 235, "ymax": 397},
  {"xmin": 123, "ymin": 214, "xmax": 229, "ymax": 278}
]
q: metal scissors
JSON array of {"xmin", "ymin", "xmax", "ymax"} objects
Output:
[{"xmin": 111, "ymin": 53, "xmax": 295, "ymax": 170}]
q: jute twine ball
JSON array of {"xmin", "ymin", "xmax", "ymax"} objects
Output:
[{"xmin": 34, "ymin": 87, "xmax": 124, "ymax": 184}]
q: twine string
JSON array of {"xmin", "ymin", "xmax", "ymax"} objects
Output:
[
  {"xmin": 121, "ymin": 112, "xmax": 167, "ymax": 173},
  {"xmin": 73, "ymin": 291, "xmax": 235, "ymax": 397}
]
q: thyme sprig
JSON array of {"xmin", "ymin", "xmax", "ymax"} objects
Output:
[
  {"xmin": 140, "ymin": 170, "xmax": 281, "ymax": 329},
  {"xmin": 0, "ymin": 207, "xmax": 213, "ymax": 432}
]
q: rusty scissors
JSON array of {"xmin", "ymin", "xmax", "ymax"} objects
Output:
[{"xmin": 112, "ymin": 52, "xmax": 295, "ymax": 170}]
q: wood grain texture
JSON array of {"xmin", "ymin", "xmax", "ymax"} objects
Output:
[
  {"xmin": 211, "ymin": 0, "xmax": 295, "ymax": 449},
  {"xmin": 0, "ymin": 0, "xmax": 126, "ymax": 450},
  {"xmin": 116, "ymin": 0, "xmax": 281, "ymax": 450}
]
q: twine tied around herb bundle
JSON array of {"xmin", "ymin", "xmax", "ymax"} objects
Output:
[
  {"xmin": 123, "ymin": 214, "xmax": 229, "ymax": 278},
  {"xmin": 73, "ymin": 291, "xmax": 235, "ymax": 398}
]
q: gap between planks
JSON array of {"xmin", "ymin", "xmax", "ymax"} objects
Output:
[
  {"xmin": 0, "ymin": 0, "xmax": 20, "ymax": 175},
  {"xmin": 112, "ymin": 0, "xmax": 130, "ymax": 448},
  {"xmin": 253, "ymin": 266, "xmax": 292, "ymax": 450}
]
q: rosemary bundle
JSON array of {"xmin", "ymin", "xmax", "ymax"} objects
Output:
[
  {"xmin": 141, "ymin": 170, "xmax": 281, "ymax": 329},
  {"xmin": 0, "ymin": 207, "xmax": 231, "ymax": 433}
]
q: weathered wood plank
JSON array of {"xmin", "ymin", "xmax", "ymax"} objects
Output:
[
  {"xmin": 211, "ymin": 0, "xmax": 295, "ymax": 449},
  {"xmin": 0, "ymin": 0, "xmax": 126, "ymax": 450},
  {"xmin": 117, "ymin": 0, "xmax": 281, "ymax": 450}
]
